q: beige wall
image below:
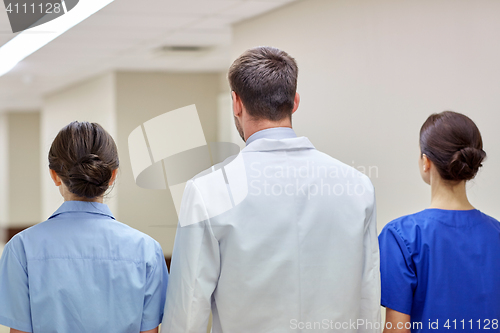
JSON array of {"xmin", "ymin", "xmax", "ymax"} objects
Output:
[
  {"xmin": 217, "ymin": 72, "xmax": 245, "ymax": 148},
  {"xmin": 0, "ymin": 114, "xmax": 7, "ymax": 233},
  {"xmin": 41, "ymin": 73, "xmax": 117, "ymax": 220},
  {"xmin": 7, "ymin": 112, "xmax": 41, "ymax": 227},
  {"xmin": 0, "ymin": 112, "xmax": 40, "ymax": 332},
  {"xmin": 232, "ymin": 0, "xmax": 500, "ymax": 229},
  {"xmin": 115, "ymin": 72, "xmax": 220, "ymax": 253}
]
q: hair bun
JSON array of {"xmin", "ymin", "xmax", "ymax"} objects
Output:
[
  {"xmin": 448, "ymin": 147, "xmax": 486, "ymax": 181},
  {"xmin": 68, "ymin": 154, "xmax": 113, "ymax": 198}
]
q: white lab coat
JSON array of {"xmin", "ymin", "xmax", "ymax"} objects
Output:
[{"xmin": 161, "ymin": 136, "xmax": 380, "ymax": 333}]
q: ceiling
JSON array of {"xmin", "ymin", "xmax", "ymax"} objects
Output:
[{"xmin": 0, "ymin": 0, "xmax": 297, "ymax": 112}]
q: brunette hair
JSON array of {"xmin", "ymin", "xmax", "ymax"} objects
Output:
[
  {"xmin": 420, "ymin": 111, "xmax": 486, "ymax": 182},
  {"xmin": 48, "ymin": 121, "xmax": 119, "ymax": 199},
  {"xmin": 228, "ymin": 46, "xmax": 298, "ymax": 121}
]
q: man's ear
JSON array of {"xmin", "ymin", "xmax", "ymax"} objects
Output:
[
  {"xmin": 109, "ymin": 169, "xmax": 119, "ymax": 186},
  {"xmin": 292, "ymin": 92, "xmax": 300, "ymax": 114},
  {"xmin": 49, "ymin": 169, "xmax": 62, "ymax": 186},
  {"xmin": 232, "ymin": 91, "xmax": 243, "ymax": 118}
]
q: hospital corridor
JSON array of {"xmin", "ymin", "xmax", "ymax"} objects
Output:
[{"xmin": 1, "ymin": 0, "xmax": 500, "ymax": 332}]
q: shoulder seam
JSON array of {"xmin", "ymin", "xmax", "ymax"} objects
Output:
[
  {"xmin": 390, "ymin": 223, "xmax": 413, "ymax": 256},
  {"xmin": 5, "ymin": 244, "xmax": 28, "ymax": 274}
]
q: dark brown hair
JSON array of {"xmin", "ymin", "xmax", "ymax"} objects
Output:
[
  {"xmin": 49, "ymin": 121, "xmax": 119, "ymax": 199},
  {"xmin": 420, "ymin": 111, "xmax": 486, "ymax": 182},
  {"xmin": 228, "ymin": 46, "xmax": 298, "ymax": 121}
]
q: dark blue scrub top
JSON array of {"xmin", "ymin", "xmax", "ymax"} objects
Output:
[{"xmin": 379, "ymin": 209, "xmax": 500, "ymax": 332}]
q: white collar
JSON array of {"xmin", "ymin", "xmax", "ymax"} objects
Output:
[{"xmin": 242, "ymin": 137, "xmax": 315, "ymax": 152}]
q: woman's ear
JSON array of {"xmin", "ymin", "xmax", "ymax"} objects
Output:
[
  {"xmin": 49, "ymin": 169, "xmax": 62, "ymax": 186},
  {"xmin": 109, "ymin": 169, "xmax": 119, "ymax": 187},
  {"xmin": 419, "ymin": 154, "xmax": 432, "ymax": 185},
  {"xmin": 422, "ymin": 154, "xmax": 431, "ymax": 173}
]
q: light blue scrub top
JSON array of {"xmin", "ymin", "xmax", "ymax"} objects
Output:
[{"xmin": 0, "ymin": 201, "xmax": 168, "ymax": 333}]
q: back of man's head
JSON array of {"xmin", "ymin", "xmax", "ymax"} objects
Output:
[{"xmin": 228, "ymin": 46, "xmax": 298, "ymax": 122}]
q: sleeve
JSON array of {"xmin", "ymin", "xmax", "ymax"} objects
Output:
[
  {"xmin": 359, "ymin": 192, "xmax": 381, "ymax": 333},
  {"xmin": 141, "ymin": 242, "xmax": 169, "ymax": 332},
  {"xmin": 378, "ymin": 222, "xmax": 417, "ymax": 315},
  {"xmin": 0, "ymin": 240, "xmax": 33, "ymax": 332},
  {"xmin": 160, "ymin": 180, "xmax": 220, "ymax": 333}
]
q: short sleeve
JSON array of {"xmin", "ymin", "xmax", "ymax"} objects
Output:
[
  {"xmin": 141, "ymin": 243, "xmax": 169, "ymax": 332},
  {"xmin": 0, "ymin": 240, "xmax": 33, "ymax": 332},
  {"xmin": 378, "ymin": 223, "xmax": 417, "ymax": 315}
]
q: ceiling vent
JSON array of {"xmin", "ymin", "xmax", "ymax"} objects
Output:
[{"xmin": 153, "ymin": 45, "xmax": 213, "ymax": 58}]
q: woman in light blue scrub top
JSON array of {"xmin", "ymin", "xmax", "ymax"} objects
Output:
[
  {"xmin": 0, "ymin": 122, "xmax": 168, "ymax": 333},
  {"xmin": 379, "ymin": 111, "xmax": 500, "ymax": 332}
]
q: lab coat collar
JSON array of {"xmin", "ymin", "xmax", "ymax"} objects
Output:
[
  {"xmin": 246, "ymin": 127, "xmax": 297, "ymax": 146},
  {"xmin": 48, "ymin": 200, "xmax": 115, "ymax": 220},
  {"xmin": 242, "ymin": 136, "xmax": 315, "ymax": 152}
]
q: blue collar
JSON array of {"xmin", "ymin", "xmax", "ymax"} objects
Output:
[
  {"xmin": 49, "ymin": 201, "xmax": 115, "ymax": 220},
  {"xmin": 246, "ymin": 127, "xmax": 297, "ymax": 146},
  {"xmin": 423, "ymin": 208, "xmax": 482, "ymax": 228}
]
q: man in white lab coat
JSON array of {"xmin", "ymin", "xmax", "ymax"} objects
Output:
[{"xmin": 161, "ymin": 46, "xmax": 380, "ymax": 333}]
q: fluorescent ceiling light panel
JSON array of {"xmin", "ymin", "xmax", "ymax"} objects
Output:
[{"xmin": 0, "ymin": 0, "xmax": 114, "ymax": 77}]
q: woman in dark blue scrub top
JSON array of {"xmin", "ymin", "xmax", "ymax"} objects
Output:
[
  {"xmin": 379, "ymin": 111, "xmax": 500, "ymax": 333},
  {"xmin": 0, "ymin": 122, "xmax": 168, "ymax": 333}
]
